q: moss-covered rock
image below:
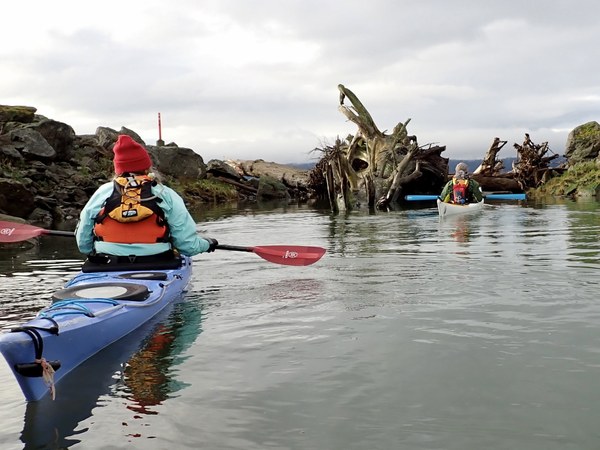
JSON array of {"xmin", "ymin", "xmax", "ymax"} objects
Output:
[
  {"xmin": 565, "ymin": 121, "xmax": 600, "ymax": 164},
  {"xmin": 0, "ymin": 105, "xmax": 37, "ymax": 123},
  {"xmin": 532, "ymin": 161, "xmax": 600, "ymax": 199}
]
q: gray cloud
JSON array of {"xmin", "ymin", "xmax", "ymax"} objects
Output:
[{"xmin": 2, "ymin": 0, "xmax": 598, "ymax": 163}]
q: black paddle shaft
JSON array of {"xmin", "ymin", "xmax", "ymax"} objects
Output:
[{"xmin": 215, "ymin": 244, "xmax": 252, "ymax": 253}]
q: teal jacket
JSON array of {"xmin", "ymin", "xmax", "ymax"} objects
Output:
[
  {"xmin": 75, "ymin": 181, "xmax": 211, "ymax": 257},
  {"xmin": 439, "ymin": 177, "xmax": 483, "ymax": 203}
]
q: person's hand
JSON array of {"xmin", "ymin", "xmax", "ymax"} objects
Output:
[{"xmin": 205, "ymin": 238, "xmax": 219, "ymax": 252}]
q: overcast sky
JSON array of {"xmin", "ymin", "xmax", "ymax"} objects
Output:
[{"xmin": 2, "ymin": 1, "xmax": 599, "ymax": 164}]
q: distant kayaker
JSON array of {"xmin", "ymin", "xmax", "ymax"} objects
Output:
[
  {"xmin": 439, "ymin": 162, "xmax": 483, "ymax": 204},
  {"xmin": 75, "ymin": 134, "xmax": 218, "ymax": 264}
]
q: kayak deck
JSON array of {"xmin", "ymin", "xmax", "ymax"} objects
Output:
[
  {"xmin": 437, "ymin": 198, "xmax": 485, "ymax": 217},
  {"xmin": 0, "ymin": 256, "xmax": 192, "ymax": 402}
]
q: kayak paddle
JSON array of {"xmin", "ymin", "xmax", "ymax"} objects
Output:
[
  {"xmin": 405, "ymin": 193, "xmax": 526, "ymax": 201},
  {"xmin": 0, "ymin": 221, "xmax": 326, "ymax": 266},
  {"xmin": 216, "ymin": 244, "xmax": 326, "ymax": 266},
  {"xmin": 0, "ymin": 221, "xmax": 75, "ymax": 242}
]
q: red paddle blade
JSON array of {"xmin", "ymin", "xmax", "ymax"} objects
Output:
[
  {"xmin": 0, "ymin": 221, "xmax": 47, "ymax": 243},
  {"xmin": 251, "ymin": 245, "xmax": 326, "ymax": 266}
]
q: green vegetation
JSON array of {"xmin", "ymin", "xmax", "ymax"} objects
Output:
[
  {"xmin": 532, "ymin": 161, "xmax": 600, "ymax": 198},
  {"xmin": 574, "ymin": 122, "xmax": 599, "ymax": 142},
  {"xmin": 0, "ymin": 157, "xmax": 25, "ymax": 181},
  {"xmin": 167, "ymin": 177, "xmax": 239, "ymax": 204}
]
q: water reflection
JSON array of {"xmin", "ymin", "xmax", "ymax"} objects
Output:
[
  {"xmin": 0, "ymin": 251, "xmax": 83, "ymax": 328},
  {"xmin": 438, "ymin": 215, "xmax": 474, "ymax": 243},
  {"xmin": 564, "ymin": 205, "xmax": 600, "ymax": 267},
  {"xmin": 189, "ymin": 199, "xmax": 321, "ymax": 223},
  {"xmin": 2, "ymin": 199, "xmax": 600, "ymax": 450},
  {"xmin": 19, "ymin": 298, "xmax": 204, "ymax": 449},
  {"xmin": 119, "ymin": 300, "xmax": 204, "ymax": 416}
]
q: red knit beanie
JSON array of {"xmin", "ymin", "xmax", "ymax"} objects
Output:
[{"xmin": 112, "ymin": 135, "xmax": 152, "ymax": 174}]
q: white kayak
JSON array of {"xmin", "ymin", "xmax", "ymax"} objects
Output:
[{"xmin": 437, "ymin": 198, "xmax": 484, "ymax": 217}]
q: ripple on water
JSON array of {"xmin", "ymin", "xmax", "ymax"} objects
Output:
[{"xmin": 1, "ymin": 202, "xmax": 599, "ymax": 450}]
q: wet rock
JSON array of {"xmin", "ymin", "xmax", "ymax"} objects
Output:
[
  {"xmin": 0, "ymin": 178, "xmax": 35, "ymax": 218},
  {"xmin": 257, "ymin": 175, "xmax": 290, "ymax": 200}
]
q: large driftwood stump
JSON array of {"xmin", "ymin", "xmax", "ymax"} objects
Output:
[
  {"xmin": 473, "ymin": 137, "xmax": 507, "ymax": 176},
  {"xmin": 314, "ymin": 85, "xmax": 449, "ymax": 212},
  {"xmin": 308, "ymin": 87, "xmax": 564, "ymax": 212},
  {"xmin": 512, "ymin": 134, "xmax": 559, "ymax": 189}
]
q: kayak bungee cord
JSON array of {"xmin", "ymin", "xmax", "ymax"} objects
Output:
[
  {"xmin": 39, "ymin": 298, "xmax": 120, "ymax": 319},
  {"xmin": 9, "ymin": 326, "xmax": 60, "ymax": 400},
  {"xmin": 64, "ymin": 272, "xmax": 112, "ymax": 287}
]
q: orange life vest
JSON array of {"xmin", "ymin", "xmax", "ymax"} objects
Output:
[
  {"xmin": 93, "ymin": 176, "xmax": 169, "ymax": 244},
  {"xmin": 451, "ymin": 178, "xmax": 470, "ymax": 204}
]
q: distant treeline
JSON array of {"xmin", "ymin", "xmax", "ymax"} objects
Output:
[{"xmin": 288, "ymin": 162, "xmax": 317, "ymax": 170}]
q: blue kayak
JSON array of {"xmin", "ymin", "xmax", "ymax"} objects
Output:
[{"xmin": 0, "ymin": 255, "xmax": 192, "ymax": 402}]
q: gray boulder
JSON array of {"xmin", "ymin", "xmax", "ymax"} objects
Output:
[
  {"xmin": 26, "ymin": 118, "xmax": 76, "ymax": 161},
  {"xmin": 147, "ymin": 144, "xmax": 206, "ymax": 179},
  {"xmin": 8, "ymin": 128, "xmax": 56, "ymax": 161},
  {"xmin": 0, "ymin": 178, "xmax": 35, "ymax": 218},
  {"xmin": 565, "ymin": 121, "xmax": 600, "ymax": 164}
]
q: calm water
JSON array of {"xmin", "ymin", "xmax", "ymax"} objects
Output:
[{"xmin": 0, "ymin": 198, "xmax": 599, "ymax": 450}]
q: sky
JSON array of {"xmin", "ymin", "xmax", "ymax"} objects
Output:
[{"xmin": 2, "ymin": 0, "xmax": 599, "ymax": 164}]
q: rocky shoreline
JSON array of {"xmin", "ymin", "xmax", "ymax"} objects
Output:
[
  {"xmin": 0, "ymin": 105, "xmax": 314, "ymax": 230},
  {"xmin": 2, "ymin": 105, "xmax": 598, "ymax": 231}
]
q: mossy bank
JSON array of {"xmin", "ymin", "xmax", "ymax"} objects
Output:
[{"xmin": 530, "ymin": 160, "xmax": 600, "ymax": 199}]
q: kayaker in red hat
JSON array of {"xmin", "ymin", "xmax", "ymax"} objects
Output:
[
  {"xmin": 439, "ymin": 162, "xmax": 483, "ymax": 204},
  {"xmin": 75, "ymin": 134, "xmax": 217, "ymax": 267}
]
